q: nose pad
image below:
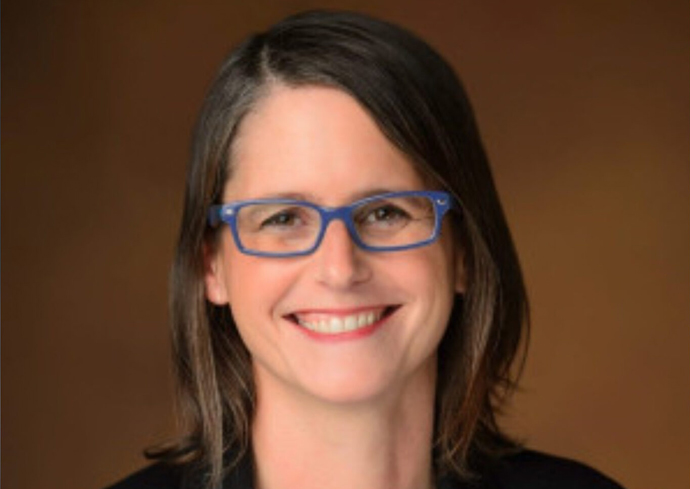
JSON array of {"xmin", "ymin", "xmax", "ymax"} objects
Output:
[{"xmin": 312, "ymin": 219, "xmax": 372, "ymax": 288}]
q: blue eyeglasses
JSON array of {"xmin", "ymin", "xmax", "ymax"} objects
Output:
[{"xmin": 208, "ymin": 190, "xmax": 456, "ymax": 257}]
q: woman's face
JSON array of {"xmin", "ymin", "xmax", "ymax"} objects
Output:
[{"xmin": 205, "ymin": 85, "xmax": 464, "ymax": 405}]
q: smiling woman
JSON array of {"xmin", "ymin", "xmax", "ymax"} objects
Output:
[
  {"xmin": 204, "ymin": 86, "xmax": 460, "ymax": 423},
  {"xmin": 107, "ymin": 10, "xmax": 623, "ymax": 489}
]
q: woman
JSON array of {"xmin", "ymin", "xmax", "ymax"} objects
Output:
[{"xmin": 110, "ymin": 10, "xmax": 623, "ymax": 489}]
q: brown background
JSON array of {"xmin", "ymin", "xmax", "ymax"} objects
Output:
[{"xmin": 2, "ymin": 1, "xmax": 688, "ymax": 488}]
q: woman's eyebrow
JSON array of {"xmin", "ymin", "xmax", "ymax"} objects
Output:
[
  {"xmin": 252, "ymin": 191, "xmax": 314, "ymax": 201},
  {"xmin": 251, "ymin": 187, "xmax": 416, "ymax": 204},
  {"xmin": 351, "ymin": 188, "xmax": 408, "ymax": 200}
]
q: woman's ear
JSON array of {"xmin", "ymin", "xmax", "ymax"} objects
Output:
[
  {"xmin": 203, "ymin": 241, "xmax": 230, "ymax": 305},
  {"xmin": 454, "ymin": 249, "xmax": 467, "ymax": 294}
]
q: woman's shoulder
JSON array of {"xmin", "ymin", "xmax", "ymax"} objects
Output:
[
  {"xmin": 484, "ymin": 449, "xmax": 625, "ymax": 489},
  {"xmin": 104, "ymin": 462, "xmax": 184, "ymax": 489},
  {"xmin": 104, "ymin": 453, "xmax": 253, "ymax": 489},
  {"xmin": 440, "ymin": 449, "xmax": 624, "ymax": 489}
]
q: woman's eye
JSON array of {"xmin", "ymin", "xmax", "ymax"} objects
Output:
[
  {"xmin": 363, "ymin": 205, "xmax": 410, "ymax": 224},
  {"xmin": 261, "ymin": 210, "xmax": 301, "ymax": 228}
]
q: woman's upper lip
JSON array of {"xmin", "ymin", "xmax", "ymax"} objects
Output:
[{"xmin": 285, "ymin": 304, "xmax": 397, "ymax": 318}]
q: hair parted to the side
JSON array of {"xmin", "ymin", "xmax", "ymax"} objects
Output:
[{"xmin": 148, "ymin": 9, "xmax": 529, "ymax": 488}]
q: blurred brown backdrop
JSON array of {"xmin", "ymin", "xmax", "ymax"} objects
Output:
[{"xmin": 2, "ymin": 1, "xmax": 688, "ymax": 488}]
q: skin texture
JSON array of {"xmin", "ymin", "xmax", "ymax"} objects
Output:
[{"xmin": 205, "ymin": 85, "xmax": 465, "ymax": 489}]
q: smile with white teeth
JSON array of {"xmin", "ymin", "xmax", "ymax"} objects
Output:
[{"xmin": 293, "ymin": 309, "xmax": 387, "ymax": 334}]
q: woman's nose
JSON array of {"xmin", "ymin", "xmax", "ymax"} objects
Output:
[{"xmin": 311, "ymin": 219, "xmax": 372, "ymax": 289}]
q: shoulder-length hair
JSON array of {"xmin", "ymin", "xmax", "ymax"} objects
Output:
[{"xmin": 151, "ymin": 9, "xmax": 529, "ymax": 488}]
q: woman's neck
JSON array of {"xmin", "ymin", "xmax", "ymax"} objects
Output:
[{"xmin": 251, "ymin": 360, "xmax": 437, "ymax": 489}]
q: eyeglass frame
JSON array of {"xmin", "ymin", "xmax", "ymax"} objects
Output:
[{"xmin": 207, "ymin": 190, "xmax": 457, "ymax": 258}]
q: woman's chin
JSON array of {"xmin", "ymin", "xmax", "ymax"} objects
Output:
[{"xmin": 290, "ymin": 369, "xmax": 388, "ymax": 406}]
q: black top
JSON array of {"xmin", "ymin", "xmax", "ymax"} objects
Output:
[{"xmin": 106, "ymin": 449, "xmax": 625, "ymax": 489}]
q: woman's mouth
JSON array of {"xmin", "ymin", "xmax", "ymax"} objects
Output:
[{"xmin": 286, "ymin": 306, "xmax": 398, "ymax": 336}]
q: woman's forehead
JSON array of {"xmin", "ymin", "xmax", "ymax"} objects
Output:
[{"xmin": 224, "ymin": 85, "xmax": 426, "ymax": 202}]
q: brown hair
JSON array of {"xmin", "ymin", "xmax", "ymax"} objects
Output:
[{"xmin": 150, "ymin": 10, "xmax": 529, "ymax": 487}]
